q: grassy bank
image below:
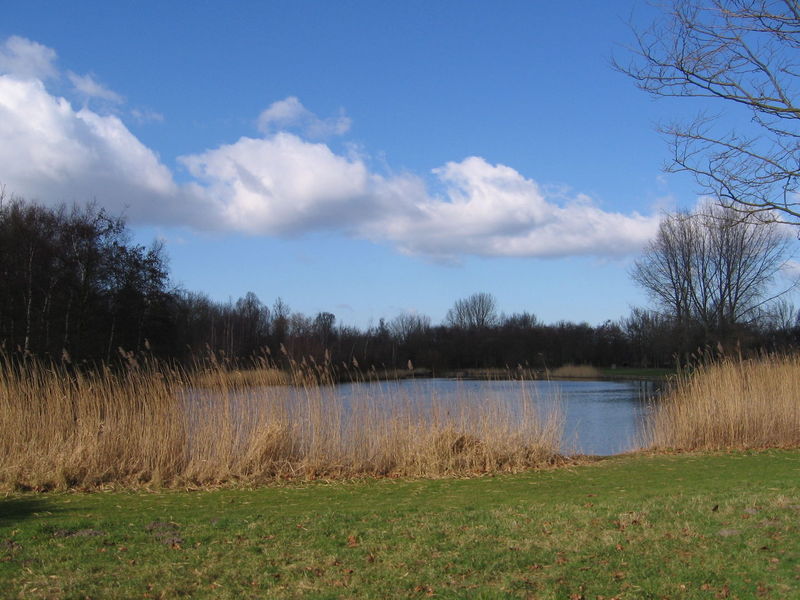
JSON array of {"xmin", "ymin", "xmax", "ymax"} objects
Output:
[{"xmin": 2, "ymin": 450, "xmax": 798, "ymax": 598}]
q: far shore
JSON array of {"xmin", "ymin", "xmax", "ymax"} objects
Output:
[{"xmin": 292, "ymin": 365, "xmax": 675, "ymax": 384}]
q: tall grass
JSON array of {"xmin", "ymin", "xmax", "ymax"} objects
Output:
[
  {"xmin": 643, "ymin": 353, "xmax": 800, "ymax": 451},
  {"xmin": 550, "ymin": 364, "xmax": 603, "ymax": 378},
  {"xmin": 0, "ymin": 354, "xmax": 564, "ymax": 491}
]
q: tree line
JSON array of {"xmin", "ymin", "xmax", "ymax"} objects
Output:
[
  {"xmin": 1, "ymin": 194, "xmax": 798, "ymax": 371},
  {"xmin": 0, "ymin": 196, "xmax": 172, "ymax": 362}
]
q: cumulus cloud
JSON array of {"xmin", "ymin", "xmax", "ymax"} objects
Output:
[
  {"xmin": 180, "ymin": 132, "xmax": 376, "ymax": 233},
  {"xmin": 358, "ymin": 157, "xmax": 659, "ymax": 260},
  {"xmin": 67, "ymin": 71, "xmax": 124, "ymax": 103},
  {"xmin": 0, "ymin": 75, "xmax": 200, "ymax": 223},
  {"xmin": 0, "ymin": 36, "xmax": 58, "ymax": 80},
  {"xmin": 257, "ymin": 96, "xmax": 351, "ymax": 138},
  {"xmin": 178, "ymin": 139, "xmax": 659, "ymax": 259},
  {"xmin": 0, "ymin": 35, "xmax": 661, "ymax": 261}
]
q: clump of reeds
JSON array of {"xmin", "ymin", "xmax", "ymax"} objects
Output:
[
  {"xmin": 550, "ymin": 364, "xmax": 603, "ymax": 379},
  {"xmin": 191, "ymin": 366, "xmax": 289, "ymax": 388},
  {"xmin": 642, "ymin": 354, "xmax": 800, "ymax": 451},
  {"xmin": 0, "ymin": 353, "xmax": 191, "ymax": 490},
  {"xmin": 0, "ymin": 353, "xmax": 565, "ymax": 491}
]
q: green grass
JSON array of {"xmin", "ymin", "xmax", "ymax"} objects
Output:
[{"xmin": 1, "ymin": 451, "xmax": 798, "ymax": 599}]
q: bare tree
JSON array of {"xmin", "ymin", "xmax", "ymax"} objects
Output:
[
  {"xmin": 313, "ymin": 311, "xmax": 336, "ymax": 347},
  {"xmin": 617, "ymin": 0, "xmax": 800, "ymax": 223},
  {"xmin": 445, "ymin": 292, "xmax": 498, "ymax": 329},
  {"xmin": 271, "ymin": 297, "xmax": 290, "ymax": 347},
  {"xmin": 760, "ymin": 297, "xmax": 799, "ymax": 332},
  {"xmin": 389, "ymin": 312, "xmax": 431, "ymax": 343},
  {"xmin": 632, "ymin": 205, "xmax": 795, "ymax": 345}
]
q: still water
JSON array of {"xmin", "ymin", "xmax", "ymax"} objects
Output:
[{"xmin": 329, "ymin": 378, "xmax": 659, "ymax": 456}]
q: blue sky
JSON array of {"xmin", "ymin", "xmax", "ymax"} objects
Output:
[{"xmin": 1, "ymin": 1, "xmax": 772, "ymax": 328}]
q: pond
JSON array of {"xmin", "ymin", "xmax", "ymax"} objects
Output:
[
  {"xmin": 196, "ymin": 377, "xmax": 662, "ymax": 457},
  {"xmin": 325, "ymin": 378, "xmax": 660, "ymax": 456}
]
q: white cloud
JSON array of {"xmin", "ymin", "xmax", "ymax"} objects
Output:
[
  {"xmin": 178, "ymin": 137, "xmax": 659, "ymax": 259},
  {"xmin": 130, "ymin": 108, "xmax": 165, "ymax": 124},
  {"xmin": 257, "ymin": 96, "xmax": 305, "ymax": 130},
  {"xmin": 357, "ymin": 157, "xmax": 660, "ymax": 260},
  {"xmin": 0, "ymin": 35, "xmax": 661, "ymax": 261},
  {"xmin": 0, "ymin": 75, "xmax": 202, "ymax": 224},
  {"xmin": 0, "ymin": 36, "xmax": 58, "ymax": 80},
  {"xmin": 67, "ymin": 71, "xmax": 124, "ymax": 103},
  {"xmin": 180, "ymin": 132, "xmax": 374, "ymax": 233},
  {"xmin": 257, "ymin": 96, "xmax": 351, "ymax": 138}
]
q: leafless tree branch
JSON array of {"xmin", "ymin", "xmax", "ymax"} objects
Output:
[{"xmin": 615, "ymin": 0, "xmax": 800, "ymax": 224}]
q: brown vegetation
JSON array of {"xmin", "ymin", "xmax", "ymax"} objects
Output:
[
  {"xmin": 190, "ymin": 365, "xmax": 289, "ymax": 388},
  {"xmin": 5, "ymin": 348, "xmax": 798, "ymax": 491},
  {"xmin": 643, "ymin": 354, "xmax": 800, "ymax": 451},
  {"xmin": 0, "ymin": 354, "xmax": 564, "ymax": 491},
  {"xmin": 549, "ymin": 364, "xmax": 603, "ymax": 379}
]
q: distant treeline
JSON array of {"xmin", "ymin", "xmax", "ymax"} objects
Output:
[{"xmin": 2, "ymin": 197, "xmax": 798, "ymax": 369}]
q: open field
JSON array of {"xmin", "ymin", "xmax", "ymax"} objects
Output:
[{"xmin": 1, "ymin": 450, "xmax": 798, "ymax": 599}]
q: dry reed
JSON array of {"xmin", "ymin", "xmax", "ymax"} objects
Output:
[
  {"xmin": 0, "ymin": 354, "xmax": 565, "ymax": 491},
  {"xmin": 191, "ymin": 366, "xmax": 289, "ymax": 388},
  {"xmin": 550, "ymin": 364, "xmax": 603, "ymax": 378},
  {"xmin": 642, "ymin": 353, "xmax": 800, "ymax": 451}
]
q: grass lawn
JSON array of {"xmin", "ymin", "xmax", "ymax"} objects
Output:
[{"xmin": 1, "ymin": 450, "xmax": 798, "ymax": 599}]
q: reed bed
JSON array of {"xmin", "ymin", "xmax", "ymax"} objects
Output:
[
  {"xmin": 550, "ymin": 364, "xmax": 603, "ymax": 378},
  {"xmin": 191, "ymin": 366, "xmax": 289, "ymax": 388},
  {"xmin": 0, "ymin": 355, "xmax": 565, "ymax": 491},
  {"xmin": 643, "ymin": 353, "xmax": 800, "ymax": 451}
]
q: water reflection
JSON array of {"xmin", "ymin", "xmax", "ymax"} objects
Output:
[
  {"xmin": 195, "ymin": 378, "xmax": 661, "ymax": 457},
  {"xmin": 324, "ymin": 378, "xmax": 659, "ymax": 456}
]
